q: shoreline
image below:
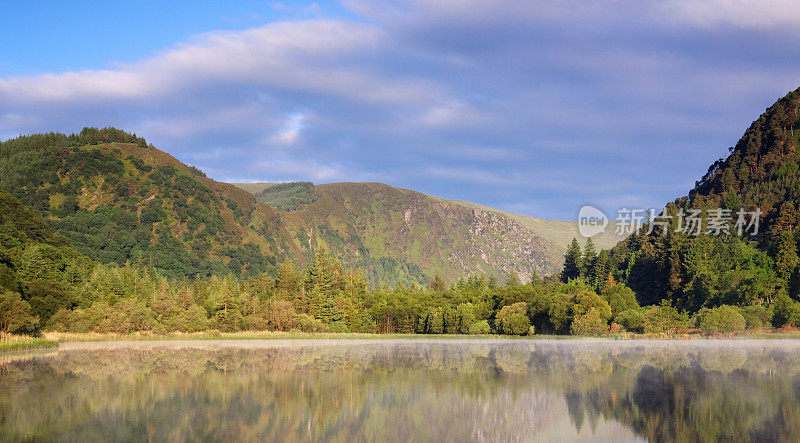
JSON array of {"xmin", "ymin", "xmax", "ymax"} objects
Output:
[{"xmin": 35, "ymin": 330, "xmax": 800, "ymax": 344}]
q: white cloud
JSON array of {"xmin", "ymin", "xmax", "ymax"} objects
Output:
[
  {"xmin": 659, "ymin": 0, "xmax": 800, "ymax": 29},
  {"xmin": 268, "ymin": 112, "xmax": 305, "ymax": 146},
  {"xmin": 0, "ymin": 20, "xmax": 442, "ymax": 106}
]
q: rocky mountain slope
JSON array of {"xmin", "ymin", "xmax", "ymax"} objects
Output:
[{"xmin": 234, "ymin": 181, "xmax": 611, "ymax": 284}]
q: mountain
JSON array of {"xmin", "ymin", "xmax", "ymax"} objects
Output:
[
  {"xmin": 0, "ymin": 127, "xmax": 623, "ymax": 287},
  {"xmin": 0, "ymin": 128, "xmax": 299, "ymax": 278},
  {"xmin": 233, "ymin": 181, "xmax": 619, "ymax": 284},
  {"xmin": 597, "ymin": 86, "xmax": 800, "ymax": 311},
  {"xmin": 450, "ymin": 200, "xmax": 624, "ymax": 253}
]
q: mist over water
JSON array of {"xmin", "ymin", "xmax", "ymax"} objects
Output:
[{"xmin": 2, "ymin": 339, "xmax": 800, "ymax": 441}]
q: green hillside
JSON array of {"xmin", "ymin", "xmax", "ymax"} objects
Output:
[
  {"xmin": 0, "ymin": 187, "xmax": 94, "ymax": 327},
  {"xmin": 235, "ymin": 181, "xmax": 565, "ymax": 285},
  {"xmin": 0, "ymin": 128, "xmax": 299, "ymax": 278},
  {"xmin": 596, "ymin": 87, "xmax": 800, "ymax": 314}
]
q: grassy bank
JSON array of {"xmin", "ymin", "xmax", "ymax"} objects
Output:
[
  {"xmin": 43, "ymin": 331, "xmax": 518, "ymax": 342},
  {"xmin": 0, "ymin": 333, "xmax": 58, "ymax": 351},
  {"xmin": 40, "ymin": 330, "xmax": 800, "ymax": 342}
]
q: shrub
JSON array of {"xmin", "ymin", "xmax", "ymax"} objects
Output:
[
  {"xmin": 295, "ymin": 314, "xmax": 328, "ymax": 333},
  {"xmin": 573, "ymin": 290, "xmax": 612, "ymax": 320},
  {"xmin": 602, "ymin": 284, "xmax": 639, "ymax": 316},
  {"xmin": 643, "ymin": 302, "xmax": 688, "ymax": 334},
  {"xmin": 468, "ymin": 320, "xmax": 491, "ymax": 334},
  {"xmin": 699, "ymin": 305, "xmax": 746, "ymax": 335},
  {"xmin": 329, "ymin": 321, "xmax": 350, "ymax": 333},
  {"xmin": 614, "ymin": 309, "xmax": 645, "ymax": 333},
  {"xmin": 571, "ymin": 308, "xmax": 608, "ymax": 336},
  {"xmin": 496, "ymin": 302, "xmax": 531, "ymax": 335},
  {"xmin": 739, "ymin": 305, "xmax": 771, "ymax": 330},
  {"xmin": 771, "ymin": 291, "xmax": 800, "ymax": 328}
]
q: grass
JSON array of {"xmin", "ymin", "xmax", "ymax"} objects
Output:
[
  {"xmin": 0, "ymin": 333, "xmax": 58, "ymax": 351},
  {"xmin": 34, "ymin": 329, "xmax": 800, "ymax": 343},
  {"xmin": 43, "ymin": 331, "xmax": 525, "ymax": 342}
]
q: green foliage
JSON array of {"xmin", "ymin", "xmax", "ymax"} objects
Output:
[
  {"xmin": 614, "ymin": 309, "xmax": 645, "ymax": 333},
  {"xmin": 496, "ymin": 302, "xmax": 531, "ymax": 335},
  {"xmin": 562, "ymin": 238, "xmax": 582, "ymax": 282},
  {"xmin": 468, "ymin": 320, "xmax": 491, "ymax": 334},
  {"xmin": 602, "ymin": 283, "xmax": 639, "ymax": 316},
  {"xmin": 573, "ymin": 290, "xmax": 612, "ymax": 321},
  {"xmin": 0, "ymin": 291, "xmax": 38, "ymax": 334},
  {"xmin": 771, "ymin": 291, "xmax": 800, "ymax": 328},
  {"xmin": 697, "ymin": 305, "xmax": 747, "ymax": 335},
  {"xmin": 0, "ymin": 130, "xmax": 287, "ymax": 279},
  {"xmin": 571, "ymin": 309, "xmax": 608, "ymax": 336},
  {"xmin": 253, "ymin": 182, "xmax": 317, "ymax": 210},
  {"xmin": 739, "ymin": 304, "xmax": 771, "ymax": 330},
  {"xmin": 643, "ymin": 302, "xmax": 689, "ymax": 334}
]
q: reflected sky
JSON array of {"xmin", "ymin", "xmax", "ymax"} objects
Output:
[{"xmin": 2, "ymin": 339, "xmax": 800, "ymax": 441}]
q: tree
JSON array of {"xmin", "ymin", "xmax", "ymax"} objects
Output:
[
  {"xmin": 506, "ymin": 270, "xmax": 521, "ymax": 287},
  {"xmin": 306, "ymin": 246, "xmax": 344, "ymax": 296},
  {"xmin": 774, "ymin": 231, "xmax": 798, "ymax": 280},
  {"xmin": 602, "ymin": 283, "xmax": 639, "ymax": 316},
  {"xmin": 468, "ymin": 320, "xmax": 491, "ymax": 334},
  {"xmin": 496, "ymin": 302, "xmax": 531, "ymax": 335},
  {"xmin": 562, "ymin": 238, "xmax": 582, "ymax": 283},
  {"xmin": 699, "ymin": 305, "xmax": 746, "ymax": 335},
  {"xmin": 275, "ymin": 260, "xmax": 300, "ymax": 297},
  {"xmin": 582, "ymin": 238, "xmax": 597, "ymax": 280},
  {"xmin": 571, "ymin": 309, "xmax": 608, "ymax": 336},
  {"xmin": 0, "ymin": 291, "xmax": 38, "ymax": 334},
  {"xmin": 643, "ymin": 301, "xmax": 688, "ymax": 334},
  {"xmin": 429, "ymin": 274, "xmax": 446, "ymax": 292},
  {"xmin": 455, "ymin": 303, "xmax": 477, "ymax": 334}
]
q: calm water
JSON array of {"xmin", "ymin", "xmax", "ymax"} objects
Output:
[{"xmin": 2, "ymin": 339, "xmax": 800, "ymax": 442}]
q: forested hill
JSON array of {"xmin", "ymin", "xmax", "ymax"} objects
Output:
[
  {"xmin": 234, "ymin": 181, "xmax": 565, "ymax": 284},
  {"xmin": 0, "ymin": 128, "xmax": 299, "ymax": 279},
  {"xmin": 0, "ymin": 127, "xmax": 615, "ymax": 288},
  {"xmin": 592, "ymin": 87, "xmax": 800, "ymax": 313}
]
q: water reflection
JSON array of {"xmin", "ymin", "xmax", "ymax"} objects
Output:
[{"xmin": 1, "ymin": 339, "xmax": 799, "ymax": 441}]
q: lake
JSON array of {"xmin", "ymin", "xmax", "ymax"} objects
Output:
[{"xmin": 1, "ymin": 339, "xmax": 799, "ymax": 441}]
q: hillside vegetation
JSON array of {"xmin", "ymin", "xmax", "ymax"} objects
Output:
[
  {"xmin": 0, "ymin": 128, "xmax": 297, "ymax": 278},
  {"xmin": 238, "ymin": 181, "xmax": 564, "ymax": 285},
  {"xmin": 570, "ymin": 87, "xmax": 800, "ymax": 328},
  {"xmin": 6, "ymin": 83, "xmax": 800, "ymax": 339}
]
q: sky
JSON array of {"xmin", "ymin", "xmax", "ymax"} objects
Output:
[{"xmin": 1, "ymin": 0, "xmax": 800, "ymax": 220}]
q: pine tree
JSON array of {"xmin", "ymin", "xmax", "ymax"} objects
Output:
[
  {"xmin": 775, "ymin": 231, "xmax": 799, "ymax": 280},
  {"xmin": 275, "ymin": 260, "xmax": 299, "ymax": 297},
  {"xmin": 582, "ymin": 238, "xmax": 597, "ymax": 281},
  {"xmin": 562, "ymin": 238, "xmax": 582, "ymax": 283},
  {"xmin": 429, "ymin": 274, "xmax": 446, "ymax": 292},
  {"xmin": 506, "ymin": 270, "xmax": 521, "ymax": 287}
]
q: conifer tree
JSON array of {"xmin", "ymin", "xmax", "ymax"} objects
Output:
[
  {"xmin": 562, "ymin": 238, "xmax": 582, "ymax": 282},
  {"xmin": 582, "ymin": 238, "xmax": 597, "ymax": 281}
]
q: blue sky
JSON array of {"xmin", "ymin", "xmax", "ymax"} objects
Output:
[{"xmin": 2, "ymin": 0, "xmax": 800, "ymax": 220}]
